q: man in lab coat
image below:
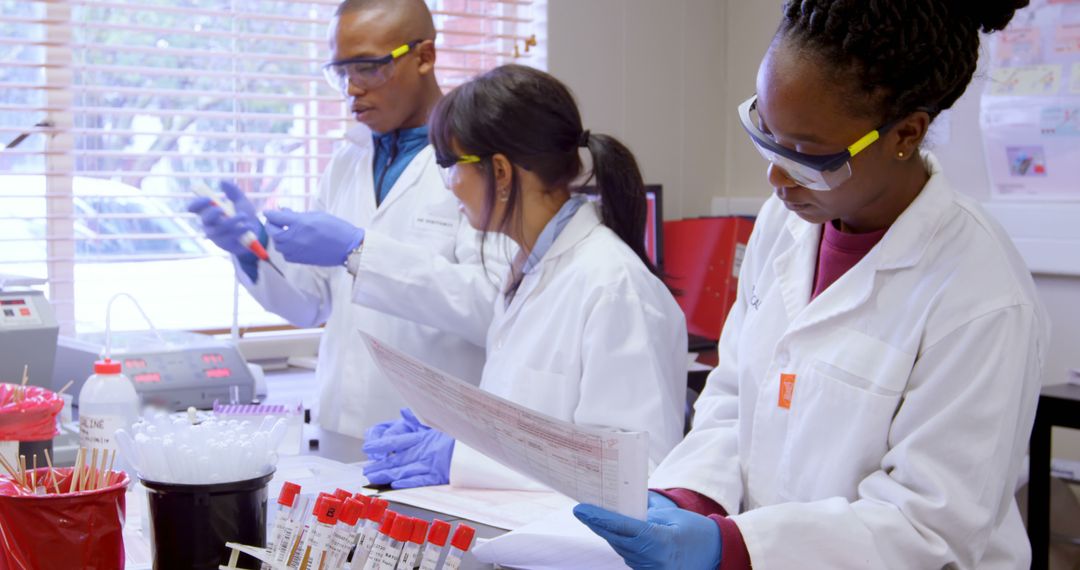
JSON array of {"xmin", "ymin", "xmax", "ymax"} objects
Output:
[{"xmin": 189, "ymin": 0, "xmax": 498, "ymax": 437}]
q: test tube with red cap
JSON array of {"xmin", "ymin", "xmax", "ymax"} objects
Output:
[
  {"xmin": 297, "ymin": 495, "xmax": 341, "ymax": 570},
  {"xmin": 265, "ymin": 482, "xmax": 302, "ymax": 567},
  {"xmin": 417, "ymin": 520, "xmax": 451, "ymax": 570},
  {"xmin": 441, "ymin": 524, "xmax": 475, "ymax": 570},
  {"xmin": 334, "ymin": 488, "xmax": 353, "ymax": 502},
  {"xmin": 395, "ymin": 518, "xmax": 429, "ymax": 570},
  {"xmin": 361, "ymin": 511, "xmax": 398, "ymax": 570},
  {"xmin": 328, "ymin": 496, "xmax": 367, "ymax": 569},
  {"xmin": 376, "ymin": 514, "xmax": 414, "ymax": 569},
  {"xmin": 351, "ymin": 497, "xmax": 388, "ymax": 568}
]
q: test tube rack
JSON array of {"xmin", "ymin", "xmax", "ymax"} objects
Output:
[{"xmin": 219, "ymin": 543, "xmax": 277, "ymax": 570}]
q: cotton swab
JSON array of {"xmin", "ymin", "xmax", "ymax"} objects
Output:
[
  {"xmin": 56, "ymin": 380, "xmax": 74, "ymax": 396},
  {"xmin": 44, "ymin": 449, "xmax": 60, "ymax": 494},
  {"xmin": 69, "ymin": 448, "xmax": 84, "ymax": 493}
]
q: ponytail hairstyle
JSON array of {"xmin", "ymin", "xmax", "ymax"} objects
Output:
[
  {"xmin": 777, "ymin": 0, "xmax": 1028, "ymax": 123},
  {"xmin": 429, "ymin": 64, "xmax": 659, "ymax": 277}
]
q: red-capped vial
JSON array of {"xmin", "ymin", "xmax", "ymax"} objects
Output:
[
  {"xmin": 333, "ymin": 488, "xmax": 352, "ymax": 501},
  {"xmin": 353, "ymin": 498, "xmax": 389, "ymax": 568},
  {"xmin": 266, "ymin": 482, "xmax": 302, "ymax": 563},
  {"xmin": 361, "ymin": 511, "xmax": 399, "ymax": 570},
  {"xmin": 396, "ymin": 518, "xmax": 429, "ymax": 570},
  {"xmin": 417, "ymin": 519, "xmax": 451, "ymax": 570},
  {"xmin": 298, "ymin": 496, "xmax": 341, "ymax": 570},
  {"xmin": 443, "ymin": 524, "xmax": 476, "ymax": 570},
  {"xmin": 326, "ymin": 496, "xmax": 365, "ymax": 569},
  {"xmin": 376, "ymin": 515, "xmax": 413, "ymax": 569}
]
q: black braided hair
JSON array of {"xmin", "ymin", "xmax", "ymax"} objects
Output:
[{"xmin": 778, "ymin": 0, "xmax": 1028, "ymax": 123}]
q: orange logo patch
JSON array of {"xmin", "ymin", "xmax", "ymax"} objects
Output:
[{"xmin": 778, "ymin": 373, "xmax": 796, "ymax": 409}]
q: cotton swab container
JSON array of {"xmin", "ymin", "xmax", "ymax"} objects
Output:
[{"xmin": 0, "ymin": 467, "xmax": 129, "ymax": 569}]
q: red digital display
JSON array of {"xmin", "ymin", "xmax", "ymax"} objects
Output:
[
  {"xmin": 205, "ymin": 368, "xmax": 232, "ymax": 379},
  {"xmin": 0, "ymin": 299, "xmax": 26, "ymax": 306},
  {"xmin": 134, "ymin": 372, "xmax": 161, "ymax": 383},
  {"xmin": 201, "ymin": 353, "xmax": 225, "ymax": 365},
  {"xmin": 124, "ymin": 358, "xmax": 148, "ymax": 369}
]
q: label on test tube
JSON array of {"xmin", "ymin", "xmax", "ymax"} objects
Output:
[
  {"xmin": 300, "ymin": 496, "xmax": 341, "ymax": 570},
  {"xmin": 264, "ymin": 482, "xmax": 302, "ymax": 568},
  {"xmin": 279, "ymin": 496, "xmax": 312, "ymax": 566},
  {"xmin": 351, "ymin": 498, "xmax": 388, "ymax": 569},
  {"xmin": 395, "ymin": 518, "xmax": 428, "ymax": 570},
  {"xmin": 377, "ymin": 515, "xmax": 413, "ymax": 570},
  {"xmin": 328, "ymin": 497, "xmax": 366, "ymax": 568},
  {"xmin": 362, "ymin": 511, "xmax": 398, "ymax": 570},
  {"xmin": 417, "ymin": 520, "xmax": 451, "ymax": 570},
  {"xmin": 441, "ymin": 524, "xmax": 475, "ymax": 570}
]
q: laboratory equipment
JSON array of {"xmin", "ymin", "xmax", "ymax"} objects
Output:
[
  {"xmin": 395, "ymin": 518, "xmax": 428, "ymax": 570},
  {"xmin": 361, "ymin": 511, "xmax": 398, "ymax": 570},
  {"xmin": 0, "ymin": 280, "xmax": 58, "ymax": 392},
  {"xmin": 54, "ymin": 330, "xmax": 258, "ymax": 411},
  {"xmin": 78, "ymin": 358, "xmax": 139, "ymax": 475},
  {"xmin": 267, "ymin": 482, "xmax": 303, "ymax": 565},
  {"xmin": 417, "ymin": 519, "xmax": 451, "ymax": 570},
  {"xmin": 442, "ymin": 524, "xmax": 476, "ymax": 570},
  {"xmin": 190, "ymin": 184, "xmax": 285, "ymax": 278}
]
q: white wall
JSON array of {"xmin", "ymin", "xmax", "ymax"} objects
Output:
[
  {"xmin": 547, "ymin": 0, "xmax": 727, "ymax": 220},
  {"xmin": 549, "ymin": 0, "xmax": 1080, "ymax": 457}
]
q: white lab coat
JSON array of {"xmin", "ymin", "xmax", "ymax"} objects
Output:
[
  {"xmin": 236, "ymin": 125, "xmax": 498, "ymax": 437},
  {"xmin": 353, "ymin": 201, "xmax": 688, "ymax": 488},
  {"xmin": 649, "ymin": 154, "xmax": 1048, "ymax": 569}
]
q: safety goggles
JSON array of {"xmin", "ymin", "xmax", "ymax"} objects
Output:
[
  {"xmin": 739, "ymin": 94, "xmax": 892, "ymax": 191},
  {"xmin": 322, "ymin": 40, "xmax": 424, "ymax": 95},
  {"xmin": 436, "ymin": 153, "xmax": 483, "ymax": 187}
]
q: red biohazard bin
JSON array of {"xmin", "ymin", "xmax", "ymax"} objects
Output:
[{"xmin": 0, "ymin": 467, "xmax": 129, "ymax": 570}]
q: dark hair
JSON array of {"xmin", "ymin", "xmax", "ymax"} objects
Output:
[
  {"xmin": 778, "ymin": 0, "xmax": 1028, "ymax": 123},
  {"xmin": 430, "ymin": 64, "xmax": 658, "ymax": 276}
]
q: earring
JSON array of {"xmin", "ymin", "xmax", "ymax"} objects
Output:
[
  {"xmin": 898, "ymin": 151, "xmax": 905, "ymax": 159},
  {"xmin": 498, "ymin": 192, "xmax": 510, "ymax": 203}
]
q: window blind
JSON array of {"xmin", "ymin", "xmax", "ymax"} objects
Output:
[{"xmin": 0, "ymin": 0, "xmax": 545, "ymax": 334}]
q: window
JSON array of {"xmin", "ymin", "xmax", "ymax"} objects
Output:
[{"xmin": 0, "ymin": 0, "xmax": 546, "ymax": 334}]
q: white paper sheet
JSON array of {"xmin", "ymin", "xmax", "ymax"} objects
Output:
[
  {"xmin": 361, "ymin": 333, "xmax": 649, "ymax": 519},
  {"xmin": 380, "ymin": 485, "xmax": 573, "ymax": 530},
  {"xmin": 472, "ymin": 505, "xmax": 629, "ymax": 570}
]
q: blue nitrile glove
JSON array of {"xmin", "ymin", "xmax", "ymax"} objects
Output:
[
  {"xmin": 263, "ymin": 209, "xmax": 365, "ymax": 267},
  {"xmin": 647, "ymin": 491, "xmax": 677, "ymax": 510},
  {"xmin": 187, "ymin": 181, "xmax": 263, "ymax": 258},
  {"xmin": 573, "ymin": 503, "xmax": 722, "ymax": 570},
  {"xmin": 363, "ymin": 427, "xmax": 455, "ymax": 489},
  {"xmin": 364, "ymin": 408, "xmax": 425, "ymax": 444}
]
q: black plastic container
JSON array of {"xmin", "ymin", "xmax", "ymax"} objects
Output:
[{"xmin": 142, "ymin": 471, "xmax": 274, "ymax": 570}]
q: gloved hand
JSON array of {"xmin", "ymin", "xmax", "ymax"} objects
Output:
[
  {"xmin": 263, "ymin": 209, "xmax": 364, "ymax": 266},
  {"xmin": 187, "ymin": 181, "xmax": 263, "ymax": 258},
  {"xmin": 573, "ymin": 503, "xmax": 722, "ymax": 570},
  {"xmin": 364, "ymin": 408, "xmax": 425, "ymax": 443},
  {"xmin": 363, "ymin": 410, "xmax": 454, "ymax": 489},
  {"xmin": 647, "ymin": 491, "xmax": 677, "ymax": 510}
]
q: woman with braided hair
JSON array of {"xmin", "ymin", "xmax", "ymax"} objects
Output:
[{"xmin": 575, "ymin": 1, "xmax": 1047, "ymax": 568}]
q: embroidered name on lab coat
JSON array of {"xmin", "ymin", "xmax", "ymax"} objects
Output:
[{"xmin": 413, "ymin": 215, "xmax": 456, "ymax": 232}]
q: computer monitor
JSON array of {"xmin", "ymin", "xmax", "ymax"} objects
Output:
[{"xmin": 578, "ymin": 184, "xmax": 663, "ymax": 271}]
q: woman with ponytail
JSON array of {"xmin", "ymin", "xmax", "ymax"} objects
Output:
[
  {"xmin": 358, "ymin": 64, "xmax": 687, "ymax": 491},
  {"xmin": 575, "ymin": 1, "xmax": 1048, "ymax": 568}
]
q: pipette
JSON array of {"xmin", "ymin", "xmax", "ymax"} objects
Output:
[{"xmin": 191, "ymin": 184, "xmax": 285, "ymax": 278}]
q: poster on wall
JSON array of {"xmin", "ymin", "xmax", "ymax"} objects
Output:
[{"xmin": 982, "ymin": 0, "xmax": 1080, "ymax": 199}]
